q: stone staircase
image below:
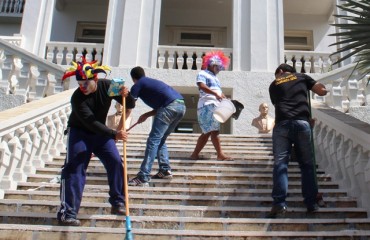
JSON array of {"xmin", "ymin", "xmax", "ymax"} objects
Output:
[{"xmin": 1, "ymin": 133, "xmax": 370, "ymax": 239}]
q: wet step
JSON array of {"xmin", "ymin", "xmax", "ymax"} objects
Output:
[
  {"xmin": 1, "ymin": 212, "xmax": 370, "ymax": 232},
  {"xmin": 22, "ymin": 174, "xmax": 339, "ymax": 190},
  {"xmin": 4, "ymin": 190, "xmax": 358, "ymax": 208},
  {"xmin": 15, "ymin": 182, "xmax": 349, "ymax": 198},
  {"xmin": 1, "ymin": 223, "xmax": 369, "ymax": 240},
  {"xmin": 0, "ymin": 199, "xmax": 367, "ymax": 219}
]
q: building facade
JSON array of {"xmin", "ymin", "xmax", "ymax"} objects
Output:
[{"xmin": 0, "ymin": 0, "xmax": 344, "ymax": 134}]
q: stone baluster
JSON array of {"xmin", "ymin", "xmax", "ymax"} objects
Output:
[
  {"xmin": 75, "ymin": 47, "xmax": 84, "ymax": 61},
  {"xmin": 175, "ymin": 50, "xmax": 184, "ymax": 70},
  {"xmin": 65, "ymin": 53, "xmax": 73, "ymax": 65},
  {"xmin": 0, "ymin": 48, "xmax": 9, "ymax": 90},
  {"xmin": 56, "ymin": 110, "xmax": 68, "ymax": 152},
  {"xmin": 295, "ymin": 59, "xmax": 303, "ymax": 73},
  {"xmin": 185, "ymin": 51, "xmax": 194, "ymax": 70},
  {"xmin": 46, "ymin": 115, "xmax": 59, "ymax": 157},
  {"xmin": 14, "ymin": 59, "xmax": 31, "ymax": 97},
  {"xmin": 45, "ymin": 45, "xmax": 55, "ymax": 63},
  {"xmin": 314, "ymin": 123, "xmax": 328, "ymax": 168},
  {"xmin": 354, "ymin": 148, "xmax": 370, "ymax": 211},
  {"xmin": 321, "ymin": 55, "xmax": 331, "ymax": 73},
  {"xmin": 195, "ymin": 50, "xmax": 203, "ymax": 70},
  {"xmin": 339, "ymin": 139, "xmax": 352, "ymax": 190},
  {"xmin": 330, "ymin": 78, "xmax": 345, "ymax": 111},
  {"xmin": 28, "ymin": 126, "xmax": 41, "ymax": 168},
  {"xmin": 347, "ymin": 79, "xmax": 361, "ymax": 107},
  {"xmin": 1, "ymin": 134, "xmax": 22, "ymax": 190},
  {"xmin": 0, "ymin": 140, "xmax": 11, "ymax": 198},
  {"xmin": 285, "ymin": 53, "xmax": 294, "ymax": 66},
  {"xmin": 55, "ymin": 46, "xmax": 65, "ymax": 65},
  {"xmin": 9, "ymin": 56, "xmax": 22, "ymax": 94},
  {"xmin": 304, "ymin": 58, "xmax": 312, "ymax": 74},
  {"xmin": 167, "ymin": 49, "xmax": 177, "ymax": 69},
  {"xmin": 94, "ymin": 46, "xmax": 103, "ymax": 62},
  {"xmin": 335, "ymin": 136, "xmax": 346, "ymax": 186},
  {"xmin": 42, "ymin": 116, "xmax": 57, "ymax": 162},
  {"xmin": 312, "ymin": 55, "xmax": 320, "ymax": 73},
  {"xmin": 28, "ymin": 65, "xmax": 40, "ymax": 101},
  {"xmin": 32, "ymin": 121, "xmax": 50, "ymax": 168},
  {"xmin": 345, "ymin": 141, "xmax": 360, "ymax": 197},
  {"xmin": 157, "ymin": 49, "xmax": 166, "ymax": 69},
  {"xmin": 45, "ymin": 72, "xmax": 59, "ymax": 97},
  {"xmin": 34, "ymin": 69, "xmax": 47, "ymax": 100},
  {"xmin": 12, "ymin": 127, "xmax": 32, "ymax": 182}
]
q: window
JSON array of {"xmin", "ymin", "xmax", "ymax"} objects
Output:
[
  {"xmin": 166, "ymin": 26, "xmax": 227, "ymax": 47},
  {"xmin": 75, "ymin": 22, "xmax": 106, "ymax": 43},
  {"xmin": 284, "ymin": 30, "xmax": 313, "ymax": 51}
]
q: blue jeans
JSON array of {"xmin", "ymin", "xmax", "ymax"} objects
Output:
[
  {"xmin": 272, "ymin": 120, "xmax": 318, "ymax": 207},
  {"xmin": 137, "ymin": 100, "xmax": 186, "ymax": 182}
]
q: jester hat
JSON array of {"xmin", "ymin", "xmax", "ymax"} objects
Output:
[
  {"xmin": 62, "ymin": 57, "xmax": 111, "ymax": 81},
  {"xmin": 202, "ymin": 51, "xmax": 230, "ymax": 70}
]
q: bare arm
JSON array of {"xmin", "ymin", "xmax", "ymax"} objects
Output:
[{"xmin": 311, "ymin": 82, "xmax": 328, "ymax": 96}]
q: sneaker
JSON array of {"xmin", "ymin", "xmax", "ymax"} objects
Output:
[
  {"xmin": 58, "ymin": 217, "xmax": 81, "ymax": 226},
  {"xmin": 151, "ymin": 170, "xmax": 173, "ymax": 179},
  {"xmin": 111, "ymin": 202, "xmax": 126, "ymax": 215},
  {"xmin": 128, "ymin": 176, "xmax": 149, "ymax": 186},
  {"xmin": 307, "ymin": 203, "xmax": 319, "ymax": 213},
  {"xmin": 266, "ymin": 205, "xmax": 287, "ymax": 218}
]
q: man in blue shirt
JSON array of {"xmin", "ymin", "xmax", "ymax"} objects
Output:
[{"xmin": 127, "ymin": 66, "xmax": 186, "ymax": 186}]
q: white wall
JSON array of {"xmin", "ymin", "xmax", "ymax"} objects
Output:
[
  {"xmin": 0, "ymin": 23, "xmax": 21, "ymax": 36},
  {"xmin": 284, "ymin": 14, "xmax": 337, "ymax": 52},
  {"xmin": 50, "ymin": 3, "xmax": 109, "ymax": 42}
]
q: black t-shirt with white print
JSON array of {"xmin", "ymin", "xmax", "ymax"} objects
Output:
[{"xmin": 269, "ymin": 73, "xmax": 316, "ymax": 124}]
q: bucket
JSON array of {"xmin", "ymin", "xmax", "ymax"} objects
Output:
[{"xmin": 213, "ymin": 99, "xmax": 236, "ymax": 123}]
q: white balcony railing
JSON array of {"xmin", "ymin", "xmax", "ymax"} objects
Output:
[
  {"xmin": 0, "ymin": 0, "xmax": 24, "ymax": 16},
  {"xmin": 45, "ymin": 42, "xmax": 104, "ymax": 65},
  {"xmin": 285, "ymin": 50, "xmax": 334, "ymax": 74},
  {"xmin": 157, "ymin": 46, "xmax": 232, "ymax": 70}
]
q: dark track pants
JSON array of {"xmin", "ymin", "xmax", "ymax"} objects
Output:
[{"xmin": 57, "ymin": 127, "xmax": 124, "ymax": 220}]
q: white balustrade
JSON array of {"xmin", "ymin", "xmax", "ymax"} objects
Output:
[
  {"xmin": 157, "ymin": 46, "xmax": 232, "ymax": 70},
  {"xmin": 312, "ymin": 101, "xmax": 370, "ymax": 215},
  {"xmin": 45, "ymin": 42, "xmax": 104, "ymax": 65},
  {"xmin": 284, "ymin": 50, "xmax": 332, "ymax": 73},
  {"xmin": 0, "ymin": 89, "xmax": 73, "ymax": 195}
]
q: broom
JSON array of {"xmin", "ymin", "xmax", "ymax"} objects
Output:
[{"xmin": 122, "ymin": 94, "xmax": 134, "ymax": 240}]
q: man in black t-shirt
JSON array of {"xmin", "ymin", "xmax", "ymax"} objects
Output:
[
  {"xmin": 267, "ymin": 63, "xmax": 327, "ymax": 218},
  {"xmin": 56, "ymin": 58, "xmax": 135, "ymax": 226}
]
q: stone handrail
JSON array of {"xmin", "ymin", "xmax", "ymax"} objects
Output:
[
  {"xmin": 312, "ymin": 101, "xmax": 370, "ymax": 215},
  {"xmin": 0, "ymin": 89, "xmax": 73, "ymax": 198},
  {"xmin": 0, "ymin": 38, "xmax": 66, "ymax": 104},
  {"xmin": 314, "ymin": 63, "xmax": 370, "ymax": 116}
]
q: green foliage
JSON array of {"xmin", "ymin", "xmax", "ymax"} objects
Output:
[{"xmin": 329, "ymin": 0, "xmax": 370, "ymax": 85}]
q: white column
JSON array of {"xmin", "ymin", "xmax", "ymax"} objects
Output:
[
  {"xmin": 232, "ymin": 0, "xmax": 284, "ymax": 72},
  {"xmin": 104, "ymin": 0, "xmax": 161, "ymax": 68},
  {"xmin": 19, "ymin": 0, "xmax": 55, "ymax": 58}
]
